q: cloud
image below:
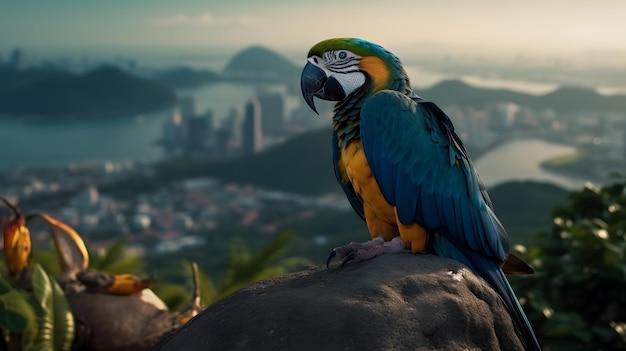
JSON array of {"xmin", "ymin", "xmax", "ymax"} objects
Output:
[{"xmin": 152, "ymin": 13, "xmax": 263, "ymax": 27}]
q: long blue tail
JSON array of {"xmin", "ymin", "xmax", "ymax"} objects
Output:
[{"xmin": 435, "ymin": 239, "xmax": 541, "ymax": 351}]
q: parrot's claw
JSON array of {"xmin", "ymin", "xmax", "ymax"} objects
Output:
[
  {"xmin": 325, "ymin": 251, "xmax": 337, "ymax": 269},
  {"xmin": 341, "ymin": 253, "xmax": 357, "ymax": 268},
  {"xmin": 326, "ymin": 236, "xmax": 408, "ymax": 268}
]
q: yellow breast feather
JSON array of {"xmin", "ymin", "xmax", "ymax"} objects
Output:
[{"xmin": 338, "ymin": 140, "xmax": 427, "ymax": 252}]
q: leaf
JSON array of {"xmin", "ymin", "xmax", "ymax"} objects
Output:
[
  {"xmin": 27, "ymin": 264, "xmax": 74, "ymax": 351},
  {"xmin": 0, "ymin": 286, "xmax": 37, "ymax": 333},
  {"xmin": 183, "ymin": 262, "xmax": 218, "ymax": 306},
  {"xmin": 27, "ymin": 213, "xmax": 89, "ymax": 276},
  {"xmin": 0, "ymin": 275, "xmax": 12, "ymax": 295},
  {"xmin": 212, "ymin": 231, "xmax": 309, "ymax": 303}
]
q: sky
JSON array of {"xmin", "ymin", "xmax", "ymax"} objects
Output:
[{"xmin": 1, "ymin": 1, "xmax": 626, "ymax": 61}]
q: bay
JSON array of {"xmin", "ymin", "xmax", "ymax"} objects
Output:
[
  {"xmin": 0, "ymin": 82, "xmax": 271, "ymax": 170},
  {"xmin": 474, "ymin": 139, "xmax": 585, "ymax": 190},
  {"xmin": 0, "ymin": 111, "xmax": 170, "ymax": 170}
]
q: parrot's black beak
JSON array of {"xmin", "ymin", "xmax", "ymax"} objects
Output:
[
  {"xmin": 301, "ymin": 61, "xmax": 326, "ymax": 114},
  {"xmin": 301, "ymin": 61, "xmax": 346, "ymax": 114}
]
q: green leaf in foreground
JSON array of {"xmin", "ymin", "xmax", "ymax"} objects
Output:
[
  {"xmin": 27, "ymin": 264, "xmax": 74, "ymax": 351},
  {"xmin": 0, "ymin": 276, "xmax": 37, "ymax": 334}
]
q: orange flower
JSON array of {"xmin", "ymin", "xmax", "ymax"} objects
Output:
[{"xmin": 2, "ymin": 215, "xmax": 32, "ymax": 274}]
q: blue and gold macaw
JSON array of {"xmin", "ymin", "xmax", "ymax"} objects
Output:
[{"xmin": 300, "ymin": 38, "xmax": 541, "ymax": 350}]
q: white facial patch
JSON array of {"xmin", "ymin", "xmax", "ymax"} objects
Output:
[{"xmin": 332, "ymin": 71, "xmax": 366, "ymax": 97}]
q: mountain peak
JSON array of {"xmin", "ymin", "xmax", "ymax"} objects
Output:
[{"xmin": 223, "ymin": 45, "xmax": 298, "ymax": 81}]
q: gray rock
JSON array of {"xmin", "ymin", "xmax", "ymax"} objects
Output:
[
  {"xmin": 69, "ymin": 289, "xmax": 175, "ymax": 351},
  {"xmin": 152, "ymin": 253, "xmax": 524, "ymax": 351}
]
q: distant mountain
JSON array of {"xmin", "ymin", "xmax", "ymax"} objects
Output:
[
  {"xmin": 0, "ymin": 65, "xmax": 176, "ymax": 118},
  {"xmin": 419, "ymin": 80, "xmax": 626, "ymax": 114},
  {"xmin": 223, "ymin": 45, "xmax": 299, "ymax": 82},
  {"xmin": 147, "ymin": 46, "xmax": 299, "ymax": 88},
  {"xmin": 149, "ymin": 46, "xmax": 626, "ymax": 116},
  {"xmin": 0, "ymin": 64, "xmax": 68, "ymax": 92},
  {"xmin": 419, "ymin": 80, "xmax": 533, "ymax": 107},
  {"xmin": 152, "ymin": 67, "xmax": 221, "ymax": 89}
]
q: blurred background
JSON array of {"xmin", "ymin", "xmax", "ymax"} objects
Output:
[{"xmin": 0, "ymin": 1, "xmax": 625, "ymax": 348}]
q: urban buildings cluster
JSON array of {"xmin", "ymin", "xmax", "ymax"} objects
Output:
[{"xmin": 160, "ymin": 89, "xmax": 329, "ymax": 158}]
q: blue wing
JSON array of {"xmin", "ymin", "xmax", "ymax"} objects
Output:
[
  {"xmin": 360, "ymin": 90, "xmax": 508, "ymax": 264},
  {"xmin": 360, "ymin": 90, "xmax": 540, "ymax": 350}
]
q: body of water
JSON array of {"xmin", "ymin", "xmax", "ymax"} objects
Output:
[
  {"xmin": 0, "ymin": 111, "xmax": 170, "ymax": 170},
  {"xmin": 0, "ymin": 82, "xmax": 273, "ymax": 171},
  {"xmin": 474, "ymin": 139, "xmax": 585, "ymax": 190}
]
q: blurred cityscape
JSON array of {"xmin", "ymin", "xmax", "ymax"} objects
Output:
[{"xmin": 0, "ymin": 45, "xmax": 625, "ymax": 260}]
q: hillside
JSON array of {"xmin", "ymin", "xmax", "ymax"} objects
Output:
[
  {"xmin": 0, "ymin": 65, "xmax": 177, "ymax": 118},
  {"xmin": 156, "ymin": 128, "xmax": 339, "ymax": 195},
  {"xmin": 419, "ymin": 80, "xmax": 626, "ymax": 114},
  {"xmin": 489, "ymin": 181, "xmax": 569, "ymax": 245},
  {"xmin": 223, "ymin": 45, "xmax": 299, "ymax": 82}
]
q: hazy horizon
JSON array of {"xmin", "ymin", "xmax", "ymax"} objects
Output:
[{"xmin": 2, "ymin": 1, "xmax": 626, "ymax": 67}]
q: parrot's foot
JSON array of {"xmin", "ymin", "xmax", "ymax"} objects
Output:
[{"xmin": 326, "ymin": 236, "xmax": 408, "ymax": 268}]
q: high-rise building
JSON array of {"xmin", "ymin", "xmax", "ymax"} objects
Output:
[
  {"xmin": 217, "ymin": 108, "xmax": 242, "ymax": 152},
  {"xmin": 162, "ymin": 111, "xmax": 183, "ymax": 145},
  {"xmin": 179, "ymin": 96, "xmax": 196, "ymax": 119},
  {"xmin": 256, "ymin": 91, "xmax": 285, "ymax": 135},
  {"xmin": 487, "ymin": 103, "xmax": 519, "ymax": 130},
  {"xmin": 242, "ymin": 97, "xmax": 263, "ymax": 153},
  {"xmin": 186, "ymin": 112, "xmax": 212, "ymax": 151}
]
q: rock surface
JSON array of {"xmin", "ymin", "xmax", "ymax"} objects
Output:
[
  {"xmin": 151, "ymin": 253, "xmax": 524, "ymax": 351},
  {"xmin": 69, "ymin": 289, "xmax": 175, "ymax": 351}
]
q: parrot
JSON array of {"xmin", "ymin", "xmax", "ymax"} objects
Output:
[{"xmin": 300, "ymin": 38, "xmax": 541, "ymax": 351}]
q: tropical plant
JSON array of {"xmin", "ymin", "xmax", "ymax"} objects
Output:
[
  {"xmin": 1, "ymin": 197, "xmax": 76, "ymax": 351},
  {"xmin": 201, "ymin": 231, "xmax": 310, "ymax": 303},
  {"xmin": 152, "ymin": 231, "xmax": 310, "ymax": 310},
  {"xmin": 88, "ymin": 239, "xmax": 143, "ymax": 275},
  {"xmin": 512, "ymin": 178, "xmax": 626, "ymax": 350},
  {"xmin": 0, "ymin": 264, "xmax": 74, "ymax": 351}
]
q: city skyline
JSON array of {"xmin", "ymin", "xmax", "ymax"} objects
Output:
[{"xmin": 2, "ymin": 1, "xmax": 626, "ymax": 63}]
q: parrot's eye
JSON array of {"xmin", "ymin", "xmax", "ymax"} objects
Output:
[{"xmin": 338, "ymin": 51, "xmax": 347, "ymax": 59}]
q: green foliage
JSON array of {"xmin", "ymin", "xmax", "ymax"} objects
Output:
[
  {"xmin": 0, "ymin": 265, "xmax": 73, "ymax": 351},
  {"xmin": 28, "ymin": 265, "xmax": 74, "ymax": 351},
  {"xmin": 149, "ymin": 281, "xmax": 190, "ymax": 312},
  {"xmin": 0, "ymin": 277, "xmax": 37, "ymax": 335},
  {"xmin": 212, "ymin": 231, "xmax": 309, "ymax": 301},
  {"xmin": 513, "ymin": 179, "xmax": 626, "ymax": 350},
  {"xmin": 152, "ymin": 231, "xmax": 310, "ymax": 310},
  {"xmin": 29, "ymin": 250, "xmax": 62, "ymax": 278},
  {"xmin": 89, "ymin": 239, "xmax": 143, "ymax": 275}
]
